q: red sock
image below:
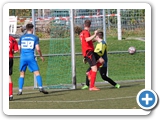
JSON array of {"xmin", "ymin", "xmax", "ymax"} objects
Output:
[
  {"xmin": 97, "ymin": 62, "xmax": 102, "ymax": 69},
  {"xmin": 9, "ymin": 82, "xmax": 13, "ymax": 96},
  {"xmin": 90, "ymin": 71, "xmax": 97, "ymax": 88},
  {"xmin": 87, "ymin": 70, "xmax": 92, "ymax": 80}
]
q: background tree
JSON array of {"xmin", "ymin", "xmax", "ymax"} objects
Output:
[{"xmin": 9, "ymin": 9, "xmax": 32, "ymax": 17}]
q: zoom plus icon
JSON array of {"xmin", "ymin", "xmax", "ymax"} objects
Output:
[{"xmin": 136, "ymin": 89, "xmax": 158, "ymax": 110}]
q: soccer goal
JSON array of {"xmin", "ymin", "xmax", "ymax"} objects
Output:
[
  {"xmin": 44, "ymin": 9, "xmax": 76, "ymax": 89},
  {"xmin": 32, "ymin": 9, "xmax": 145, "ymax": 89},
  {"xmin": 32, "ymin": 9, "xmax": 107, "ymax": 89}
]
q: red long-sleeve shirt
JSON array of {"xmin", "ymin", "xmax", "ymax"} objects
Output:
[{"xmin": 9, "ymin": 35, "xmax": 18, "ymax": 58}]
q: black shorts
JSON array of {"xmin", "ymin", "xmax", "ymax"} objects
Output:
[
  {"xmin": 9, "ymin": 58, "xmax": 13, "ymax": 75},
  {"xmin": 85, "ymin": 50, "xmax": 100, "ymax": 67}
]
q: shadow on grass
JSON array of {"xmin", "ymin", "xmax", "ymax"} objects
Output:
[
  {"xmin": 12, "ymin": 89, "xmax": 83, "ymax": 101},
  {"xmin": 99, "ymin": 83, "xmax": 141, "ymax": 90},
  {"xmin": 12, "ymin": 93, "xmax": 66, "ymax": 101}
]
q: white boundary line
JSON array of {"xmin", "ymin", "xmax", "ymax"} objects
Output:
[
  {"xmin": 10, "ymin": 82, "xmax": 144, "ymax": 103},
  {"xmin": 13, "ymin": 79, "xmax": 145, "ymax": 90},
  {"xmin": 12, "ymin": 79, "xmax": 145, "ymax": 94}
]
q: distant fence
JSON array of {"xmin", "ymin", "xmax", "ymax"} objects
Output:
[{"xmin": 11, "ymin": 9, "xmax": 145, "ymax": 39}]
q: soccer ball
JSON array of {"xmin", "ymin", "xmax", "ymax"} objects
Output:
[{"xmin": 128, "ymin": 46, "xmax": 136, "ymax": 55}]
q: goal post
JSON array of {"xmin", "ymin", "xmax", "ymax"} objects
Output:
[
  {"xmin": 103, "ymin": 9, "xmax": 107, "ymax": 43},
  {"xmin": 117, "ymin": 9, "xmax": 122, "ymax": 40},
  {"xmin": 32, "ymin": 9, "xmax": 38, "ymax": 89},
  {"xmin": 70, "ymin": 9, "xmax": 76, "ymax": 89}
]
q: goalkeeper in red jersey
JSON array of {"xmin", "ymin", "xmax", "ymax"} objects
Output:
[
  {"xmin": 79, "ymin": 20, "xmax": 104, "ymax": 91},
  {"xmin": 9, "ymin": 35, "xmax": 19, "ymax": 101},
  {"xmin": 82, "ymin": 31, "xmax": 120, "ymax": 90}
]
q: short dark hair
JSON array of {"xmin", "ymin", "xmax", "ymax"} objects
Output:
[
  {"xmin": 84, "ymin": 20, "xmax": 91, "ymax": 27},
  {"xmin": 26, "ymin": 23, "xmax": 34, "ymax": 31},
  {"xmin": 96, "ymin": 32, "xmax": 103, "ymax": 39}
]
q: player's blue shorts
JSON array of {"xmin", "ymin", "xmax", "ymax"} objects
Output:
[{"xmin": 19, "ymin": 56, "xmax": 39, "ymax": 72}]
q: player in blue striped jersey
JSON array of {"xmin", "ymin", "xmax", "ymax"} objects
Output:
[
  {"xmin": 17, "ymin": 23, "xmax": 48, "ymax": 95},
  {"xmin": 82, "ymin": 31, "xmax": 120, "ymax": 89}
]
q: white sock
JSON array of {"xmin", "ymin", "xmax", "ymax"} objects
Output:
[{"xmin": 19, "ymin": 89, "xmax": 22, "ymax": 92}]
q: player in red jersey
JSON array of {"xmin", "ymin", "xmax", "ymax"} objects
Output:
[
  {"xmin": 9, "ymin": 35, "xmax": 19, "ymax": 101},
  {"xmin": 79, "ymin": 20, "xmax": 104, "ymax": 91}
]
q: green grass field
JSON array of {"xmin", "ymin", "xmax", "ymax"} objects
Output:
[
  {"xmin": 12, "ymin": 36, "xmax": 145, "ymax": 88},
  {"xmin": 10, "ymin": 80, "xmax": 144, "ymax": 109},
  {"xmin": 10, "ymin": 35, "xmax": 145, "ymax": 110}
]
